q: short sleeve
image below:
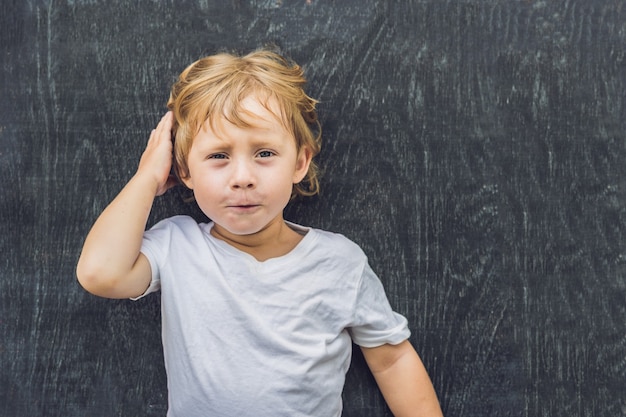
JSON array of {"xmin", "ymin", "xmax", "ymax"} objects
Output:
[
  {"xmin": 348, "ymin": 262, "xmax": 411, "ymax": 348},
  {"xmin": 130, "ymin": 220, "xmax": 169, "ymax": 300}
]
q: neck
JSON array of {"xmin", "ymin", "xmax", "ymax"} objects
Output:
[{"xmin": 211, "ymin": 216, "xmax": 303, "ymax": 261}]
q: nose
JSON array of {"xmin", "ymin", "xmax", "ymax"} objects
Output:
[{"xmin": 230, "ymin": 159, "xmax": 256, "ymax": 190}]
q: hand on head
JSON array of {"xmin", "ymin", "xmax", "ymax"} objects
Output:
[{"xmin": 138, "ymin": 112, "xmax": 179, "ymax": 196}]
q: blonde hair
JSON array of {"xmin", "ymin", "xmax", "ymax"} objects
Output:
[{"xmin": 167, "ymin": 48, "xmax": 322, "ymax": 198}]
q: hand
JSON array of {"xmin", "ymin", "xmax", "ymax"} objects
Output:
[{"xmin": 137, "ymin": 112, "xmax": 178, "ymax": 196}]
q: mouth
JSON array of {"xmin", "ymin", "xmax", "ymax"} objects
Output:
[{"xmin": 227, "ymin": 204, "xmax": 260, "ymax": 211}]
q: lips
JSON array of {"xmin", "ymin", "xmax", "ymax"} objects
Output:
[
  {"xmin": 226, "ymin": 203, "xmax": 260, "ymax": 212},
  {"xmin": 227, "ymin": 201, "xmax": 259, "ymax": 207}
]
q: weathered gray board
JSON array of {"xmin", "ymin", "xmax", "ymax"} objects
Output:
[{"xmin": 1, "ymin": 1, "xmax": 625, "ymax": 416}]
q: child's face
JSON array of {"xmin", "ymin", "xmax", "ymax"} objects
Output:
[{"xmin": 181, "ymin": 95, "xmax": 312, "ymax": 237}]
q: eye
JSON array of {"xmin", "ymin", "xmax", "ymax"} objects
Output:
[
  {"xmin": 208, "ymin": 153, "xmax": 227, "ymax": 160},
  {"xmin": 257, "ymin": 150, "xmax": 275, "ymax": 158}
]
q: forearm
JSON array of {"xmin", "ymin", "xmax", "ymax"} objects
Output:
[
  {"xmin": 77, "ymin": 112, "xmax": 174, "ymax": 298},
  {"xmin": 76, "ymin": 173, "xmax": 158, "ymax": 295},
  {"xmin": 363, "ymin": 341, "xmax": 443, "ymax": 417}
]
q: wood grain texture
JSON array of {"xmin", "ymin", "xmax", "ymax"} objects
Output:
[{"xmin": 1, "ymin": 1, "xmax": 625, "ymax": 416}]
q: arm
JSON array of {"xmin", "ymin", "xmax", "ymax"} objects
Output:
[
  {"xmin": 361, "ymin": 340, "xmax": 443, "ymax": 417},
  {"xmin": 76, "ymin": 112, "xmax": 177, "ymax": 299}
]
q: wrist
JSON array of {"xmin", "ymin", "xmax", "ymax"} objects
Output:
[{"xmin": 130, "ymin": 171, "xmax": 163, "ymax": 197}]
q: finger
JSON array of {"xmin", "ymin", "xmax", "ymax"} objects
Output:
[
  {"xmin": 158, "ymin": 111, "xmax": 173, "ymax": 129},
  {"xmin": 154, "ymin": 112, "xmax": 174, "ymax": 142}
]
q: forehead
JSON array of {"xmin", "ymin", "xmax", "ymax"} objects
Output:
[
  {"xmin": 189, "ymin": 97, "xmax": 296, "ymax": 151},
  {"xmin": 237, "ymin": 95, "xmax": 284, "ymax": 124},
  {"xmin": 203, "ymin": 94, "xmax": 292, "ymax": 137}
]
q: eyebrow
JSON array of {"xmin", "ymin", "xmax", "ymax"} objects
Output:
[{"xmin": 194, "ymin": 133, "xmax": 291, "ymax": 153}]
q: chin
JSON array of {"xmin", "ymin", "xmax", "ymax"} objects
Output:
[
  {"xmin": 214, "ymin": 221, "xmax": 268, "ymax": 237},
  {"xmin": 208, "ymin": 210, "xmax": 285, "ymax": 238}
]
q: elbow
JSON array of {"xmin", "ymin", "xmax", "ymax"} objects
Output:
[
  {"xmin": 76, "ymin": 257, "xmax": 122, "ymax": 298},
  {"xmin": 76, "ymin": 252, "xmax": 150, "ymax": 299},
  {"xmin": 75, "ymin": 264, "xmax": 100, "ymax": 296}
]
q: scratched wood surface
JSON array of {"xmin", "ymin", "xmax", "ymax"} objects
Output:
[{"xmin": 1, "ymin": 1, "xmax": 625, "ymax": 416}]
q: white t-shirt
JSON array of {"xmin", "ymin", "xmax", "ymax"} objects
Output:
[{"xmin": 137, "ymin": 215, "xmax": 410, "ymax": 417}]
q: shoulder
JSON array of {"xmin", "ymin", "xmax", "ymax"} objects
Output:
[
  {"xmin": 305, "ymin": 226, "xmax": 368, "ymax": 265},
  {"xmin": 149, "ymin": 214, "xmax": 201, "ymax": 230},
  {"xmin": 313, "ymin": 227, "xmax": 363, "ymax": 251},
  {"xmin": 142, "ymin": 216, "xmax": 213, "ymax": 268},
  {"xmin": 144, "ymin": 215, "xmax": 209, "ymax": 247},
  {"xmin": 146, "ymin": 215, "xmax": 209, "ymax": 236}
]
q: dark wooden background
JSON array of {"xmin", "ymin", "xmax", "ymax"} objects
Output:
[{"xmin": 1, "ymin": 1, "xmax": 625, "ymax": 416}]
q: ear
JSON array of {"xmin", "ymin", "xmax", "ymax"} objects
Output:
[
  {"xmin": 293, "ymin": 146, "xmax": 313, "ymax": 184},
  {"xmin": 179, "ymin": 173, "xmax": 194, "ymax": 189},
  {"xmin": 173, "ymin": 155, "xmax": 194, "ymax": 189}
]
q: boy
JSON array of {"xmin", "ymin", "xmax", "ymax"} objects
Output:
[{"xmin": 77, "ymin": 49, "xmax": 443, "ymax": 417}]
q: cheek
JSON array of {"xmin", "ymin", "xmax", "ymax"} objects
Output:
[
  {"xmin": 185, "ymin": 168, "xmax": 217, "ymax": 198},
  {"xmin": 192, "ymin": 183, "xmax": 221, "ymax": 218},
  {"xmin": 267, "ymin": 168, "xmax": 298, "ymax": 190},
  {"xmin": 192, "ymin": 175, "xmax": 220, "ymax": 195}
]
